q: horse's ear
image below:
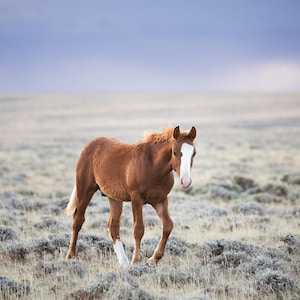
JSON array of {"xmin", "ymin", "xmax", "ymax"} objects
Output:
[
  {"xmin": 173, "ymin": 126, "xmax": 180, "ymax": 140},
  {"xmin": 188, "ymin": 126, "xmax": 196, "ymax": 140}
]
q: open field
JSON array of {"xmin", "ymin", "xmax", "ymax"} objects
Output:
[{"xmin": 0, "ymin": 93, "xmax": 300, "ymax": 299}]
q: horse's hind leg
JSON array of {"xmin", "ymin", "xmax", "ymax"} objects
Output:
[
  {"xmin": 66, "ymin": 184, "xmax": 96, "ymax": 259},
  {"xmin": 108, "ymin": 198, "xmax": 129, "ymax": 267},
  {"xmin": 147, "ymin": 198, "xmax": 173, "ymax": 265}
]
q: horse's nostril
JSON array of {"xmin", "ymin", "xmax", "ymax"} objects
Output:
[{"xmin": 181, "ymin": 178, "xmax": 192, "ymax": 189}]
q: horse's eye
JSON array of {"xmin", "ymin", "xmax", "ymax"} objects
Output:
[
  {"xmin": 193, "ymin": 151, "xmax": 197, "ymax": 157},
  {"xmin": 173, "ymin": 151, "xmax": 177, "ymax": 156}
]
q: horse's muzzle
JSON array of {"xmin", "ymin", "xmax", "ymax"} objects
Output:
[{"xmin": 181, "ymin": 177, "xmax": 192, "ymax": 189}]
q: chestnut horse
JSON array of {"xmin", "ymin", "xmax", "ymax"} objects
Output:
[{"xmin": 65, "ymin": 126, "xmax": 197, "ymax": 266}]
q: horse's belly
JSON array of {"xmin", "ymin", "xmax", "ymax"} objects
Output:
[
  {"xmin": 98, "ymin": 181, "xmax": 130, "ymax": 201},
  {"xmin": 94, "ymin": 158, "xmax": 131, "ymax": 201}
]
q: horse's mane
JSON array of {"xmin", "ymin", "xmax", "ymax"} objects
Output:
[{"xmin": 143, "ymin": 126, "xmax": 174, "ymax": 144}]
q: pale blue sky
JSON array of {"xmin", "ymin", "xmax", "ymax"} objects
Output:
[{"xmin": 0, "ymin": 0, "xmax": 300, "ymax": 92}]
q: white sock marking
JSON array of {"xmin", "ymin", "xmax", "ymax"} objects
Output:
[{"xmin": 113, "ymin": 239, "xmax": 129, "ymax": 267}]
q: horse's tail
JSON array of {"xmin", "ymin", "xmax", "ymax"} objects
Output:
[{"xmin": 65, "ymin": 185, "xmax": 77, "ymax": 216}]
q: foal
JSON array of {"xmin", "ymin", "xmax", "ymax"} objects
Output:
[{"xmin": 65, "ymin": 126, "xmax": 197, "ymax": 266}]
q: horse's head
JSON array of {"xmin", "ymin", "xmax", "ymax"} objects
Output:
[{"xmin": 172, "ymin": 126, "xmax": 197, "ymax": 189}]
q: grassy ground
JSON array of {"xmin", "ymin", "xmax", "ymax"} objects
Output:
[{"xmin": 0, "ymin": 93, "xmax": 299, "ymax": 299}]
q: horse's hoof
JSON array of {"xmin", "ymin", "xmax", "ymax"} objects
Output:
[
  {"xmin": 119, "ymin": 258, "xmax": 130, "ymax": 268},
  {"xmin": 146, "ymin": 257, "xmax": 157, "ymax": 266},
  {"xmin": 66, "ymin": 251, "xmax": 75, "ymax": 260}
]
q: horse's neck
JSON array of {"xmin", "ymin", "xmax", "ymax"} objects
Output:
[{"xmin": 151, "ymin": 142, "xmax": 173, "ymax": 176}]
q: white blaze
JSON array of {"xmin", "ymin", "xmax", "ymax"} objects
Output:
[{"xmin": 180, "ymin": 143, "xmax": 194, "ymax": 189}]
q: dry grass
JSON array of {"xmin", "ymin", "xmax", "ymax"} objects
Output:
[{"xmin": 0, "ymin": 93, "xmax": 299, "ymax": 299}]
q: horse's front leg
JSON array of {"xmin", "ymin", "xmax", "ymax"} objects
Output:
[
  {"xmin": 108, "ymin": 198, "xmax": 129, "ymax": 267},
  {"xmin": 147, "ymin": 198, "xmax": 173, "ymax": 265},
  {"xmin": 131, "ymin": 195, "xmax": 144, "ymax": 264}
]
